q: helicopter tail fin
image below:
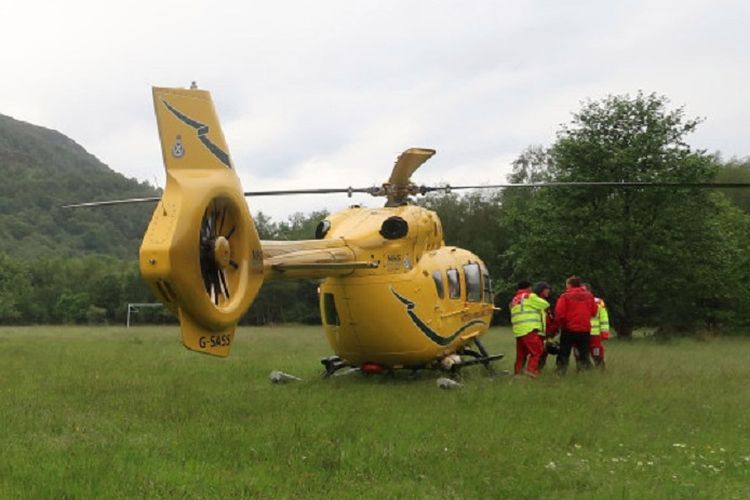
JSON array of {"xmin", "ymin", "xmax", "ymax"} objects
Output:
[{"xmin": 140, "ymin": 86, "xmax": 264, "ymax": 357}]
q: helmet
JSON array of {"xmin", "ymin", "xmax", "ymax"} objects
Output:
[
  {"xmin": 533, "ymin": 281, "xmax": 551, "ymax": 296},
  {"xmin": 545, "ymin": 340, "xmax": 560, "ymax": 355}
]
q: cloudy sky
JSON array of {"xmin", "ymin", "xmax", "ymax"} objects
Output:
[{"xmin": 2, "ymin": 0, "xmax": 748, "ymax": 220}]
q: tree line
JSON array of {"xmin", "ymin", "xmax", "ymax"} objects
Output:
[
  {"xmin": 1, "ymin": 92, "xmax": 749, "ymax": 336},
  {"xmin": 0, "ymin": 211, "xmax": 330, "ymax": 326},
  {"xmin": 422, "ymin": 92, "xmax": 750, "ymax": 338}
]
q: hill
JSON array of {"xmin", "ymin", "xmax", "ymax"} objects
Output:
[{"xmin": 0, "ymin": 113, "xmax": 158, "ymax": 259}]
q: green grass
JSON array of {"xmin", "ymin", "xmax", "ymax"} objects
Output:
[{"xmin": 0, "ymin": 326, "xmax": 749, "ymax": 499}]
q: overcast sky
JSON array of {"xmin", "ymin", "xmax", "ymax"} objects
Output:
[{"xmin": 2, "ymin": 0, "xmax": 748, "ymax": 220}]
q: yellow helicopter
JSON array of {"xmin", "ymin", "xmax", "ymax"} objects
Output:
[
  {"xmin": 136, "ymin": 86, "xmax": 499, "ymax": 375},
  {"xmin": 66, "ymin": 85, "xmax": 750, "ymax": 376}
]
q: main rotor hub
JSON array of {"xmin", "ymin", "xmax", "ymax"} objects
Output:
[{"xmin": 213, "ymin": 236, "xmax": 231, "ymax": 268}]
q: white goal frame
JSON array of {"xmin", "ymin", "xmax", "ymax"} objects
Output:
[{"xmin": 126, "ymin": 303, "xmax": 164, "ymax": 328}]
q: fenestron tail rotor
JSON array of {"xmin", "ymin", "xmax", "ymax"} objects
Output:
[
  {"xmin": 139, "ymin": 87, "xmax": 264, "ymax": 357},
  {"xmin": 199, "ymin": 197, "xmax": 241, "ymax": 306}
]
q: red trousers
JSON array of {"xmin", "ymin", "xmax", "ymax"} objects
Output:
[
  {"xmin": 515, "ymin": 333, "xmax": 544, "ymax": 376},
  {"xmin": 589, "ymin": 335, "xmax": 605, "ymax": 366}
]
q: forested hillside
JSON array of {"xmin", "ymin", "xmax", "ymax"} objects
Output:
[
  {"xmin": 0, "ymin": 113, "xmax": 158, "ymax": 258},
  {"xmin": 0, "ymin": 112, "xmax": 329, "ymax": 325}
]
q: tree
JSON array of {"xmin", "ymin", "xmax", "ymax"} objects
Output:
[
  {"xmin": 505, "ymin": 92, "xmax": 750, "ymax": 337},
  {"xmin": 0, "ymin": 254, "xmax": 32, "ymax": 323},
  {"xmin": 241, "ymin": 210, "xmax": 330, "ymax": 325},
  {"xmin": 715, "ymin": 156, "xmax": 750, "ymax": 213}
]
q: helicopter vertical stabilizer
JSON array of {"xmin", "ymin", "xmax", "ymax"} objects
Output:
[{"xmin": 139, "ymin": 86, "xmax": 264, "ymax": 357}]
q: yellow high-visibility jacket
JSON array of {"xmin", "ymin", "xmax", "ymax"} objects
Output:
[
  {"xmin": 590, "ymin": 298, "xmax": 610, "ymax": 336},
  {"xmin": 510, "ymin": 291, "xmax": 549, "ymax": 338}
]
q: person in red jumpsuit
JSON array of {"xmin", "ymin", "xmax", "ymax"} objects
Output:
[
  {"xmin": 509, "ymin": 281, "xmax": 550, "ymax": 377},
  {"xmin": 554, "ymin": 276, "xmax": 597, "ymax": 374}
]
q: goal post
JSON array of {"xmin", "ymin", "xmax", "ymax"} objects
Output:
[{"xmin": 126, "ymin": 303, "xmax": 165, "ymax": 328}]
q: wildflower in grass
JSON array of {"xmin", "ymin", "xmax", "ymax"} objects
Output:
[
  {"xmin": 574, "ymin": 443, "xmax": 582, "ymax": 449},
  {"xmin": 672, "ymin": 443, "xmax": 687, "ymax": 448},
  {"xmin": 545, "ymin": 462, "xmax": 556, "ymax": 470}
]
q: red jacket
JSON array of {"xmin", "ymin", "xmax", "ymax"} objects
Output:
[
  {"xmin": 554, "ymin": 286, "xmax": 597, "ymax": 333},
  {"xmin": 545, "ymin": 310, "xmax": 559, "ymax": 336}
]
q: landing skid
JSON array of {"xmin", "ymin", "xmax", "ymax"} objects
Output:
[
  {"xmin": 320, "ymin": 339, "xmax": 505, "ymax": 378},
  {"xmin": 451, "ymin": 338, "xmax": 504, "ymax": 376}
]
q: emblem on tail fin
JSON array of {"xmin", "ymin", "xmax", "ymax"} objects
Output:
[
  {"xmin": 161, "ymin": 99, "xmax": 232, "ymax": 168},
  {"xmin": 171, "ymin": 135, "xmax": 185, "ymax": 158}
]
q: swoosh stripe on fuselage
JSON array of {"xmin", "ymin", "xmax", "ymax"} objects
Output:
[{"xmin": 391, "ymin": 288, "xmax": 486, "ymax": 347}]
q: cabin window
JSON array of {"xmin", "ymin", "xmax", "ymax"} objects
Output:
[
  {"xmin": 432, "ymin": 270, "xmax": 444, "ymax": 299},
  {"xmin": 482, "ymin": 268, "xmax": 493, "ymax": 304},
  {"xmin": 447, "ymin": 269, "xmax": 461, "ymax": 299},
  {"xmin": 464, "ymin": 263, "xmax": 482, "ymax": 302},
  {"xmin": 323, "ymin": 293, "xmax": 340, "ymax": 326}
]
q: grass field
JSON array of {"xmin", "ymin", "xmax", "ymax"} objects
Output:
[{"xmin": 0, "ymin": 326, "xmax": 749, "ymax": 499}]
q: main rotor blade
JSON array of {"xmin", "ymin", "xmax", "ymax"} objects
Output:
[
  {"xmin": 388, "ymin": 148, "xmax": 436, "ymax": 186},
  {"xmin": 62, "ymin": 187, "xmax": 379, "ymax": 208},
  {"xmin": 61, "ymin": 181, "xmax": 750, "ymax": 208},
  {"xmin": 62, "ymin": 196, "xmax": 162, "ymax": 208},
  {"xmin": 426, "ymin": 181, "xmax": 750, "ymax": 191},
  {"xmin": 244, "ymin": 187, "xmax": 377, "ymax": 196},
  {"xmin": 386, "ymin": 148, "xmax": 436, "ymax": 207}
]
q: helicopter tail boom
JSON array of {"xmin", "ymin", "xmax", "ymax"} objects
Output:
[{"xmin": 260, "ymin": 239, "xmax": 377, "ymax": 279}]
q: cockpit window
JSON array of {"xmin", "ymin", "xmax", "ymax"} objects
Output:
[
  {"xmin": 447, "ymin": 269, "xmax": 461, "ymax": 299},
  {"xmin": 464, "ymin": 263, "xmax": 482, "ymax": 302},
  {"xmin": 432, "ymin": 271, "xmax": 444, "ymax": 299}
]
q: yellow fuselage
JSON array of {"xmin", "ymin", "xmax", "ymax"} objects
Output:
[
  {"xmin": 140, "ymin": 86, "xmax": 492, "ymax": 361},
  {"xmin": 263, "ymin": 205, "xmax": 495, "ymax": 368}
]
